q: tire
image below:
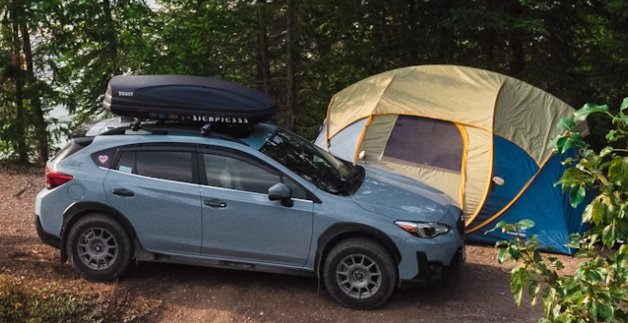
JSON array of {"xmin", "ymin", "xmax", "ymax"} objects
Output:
[
  {"xmin": 66, "ymin": 213, "xmax": 133, "ymax": 281},
  {"xmin": 323, "ymin": 237, "xmax": 397, "ymax": 309}
]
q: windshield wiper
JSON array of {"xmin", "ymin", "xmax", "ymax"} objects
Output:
[{"xmin": 338, "ymin": 165, "xmax": 364, "ymax": 195}]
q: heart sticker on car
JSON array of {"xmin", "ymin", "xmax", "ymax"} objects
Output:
[{"xmin": 98, "ymin": 155, "xmax": 109, "ymax": 164}]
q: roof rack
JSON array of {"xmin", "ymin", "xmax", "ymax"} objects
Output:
[{"xmin": 99, "ymin": 123, "xmax": 251, "ymax": 146}]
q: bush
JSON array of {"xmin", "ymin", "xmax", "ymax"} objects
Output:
[
  {"xmin": 492, "ymin": 98, "xmax": 628, "ymax": 323},
  {"xmin": 0, "ymin": 274, "xmax": 102, "ymax": 323}
]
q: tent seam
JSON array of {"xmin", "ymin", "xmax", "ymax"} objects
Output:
[
  {"xmin": 353, "ymin": 116, "xmax": 372, "ymax": 163},
  {"xmin": 464, "ymin": 79, "xmax": 505, "ymax": 226},
  {"xmin": 455, "ymin": 123, "xmax": 468, "ymax": 211}
]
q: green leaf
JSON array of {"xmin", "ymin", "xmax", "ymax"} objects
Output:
[
  {"xmin": 620, "ymin": 97, "xmax": 628, "ymax": 112},
  {"xmin": 497, "ymin": 248, "xmax": 509, "ymax": 263},
  {"xmin": 591, "ymin": 200, "xmax": 605, "ymax": 225},
  {"xmin": 612, "ymin": 113, "xmax": 628, "ymax": 125},
  {"xmin": 517, "ymin": 219, "xmax": 535, "ymax": 230},
  {"xmin": 588, "ymin": 301, "xmax": 599, "ymax": 319},
  {"xmin": 602, "ymin": 225, "xmax": 617, "ymax": 248},
  {"xmin": 606, "ymin": 129, "xmax": 624, "ymax": 142},
  {"xmin": 562, "ymin": 138, "xmax": 575, "ymax": 152},
  {"xmin": 574, "ymin": 103, "xmax": 609, "ymax": 122},
  {"xmin": 561, "ymin": 157, "xmax": 574, "ymax": 165},
  {"xmin": 495, "ymin": 240, "xmax": 508, "ymax": 247},
  {"xmin": 486, "ymin": 221, "xmax": 516, "ymax": 234},
  {"xmin": 486, "ymin": 221, "xmax": 507, "ymax": 234},
  {"xmin": 555, "ymin": 137, "xmax": 568, "ymax": 153},
  {"xmin": 529, "ymin": 281, "xmax": 540, "ymax": 306},
  {"xmin": 583, "ymin": 204, "xmax": 593, "ymax": 223},
  {"xmin": 569, "ymin": 185, "xmax": 586, "ymax": 208},
  {"xmin": 510, "ymin": 266, "xmax": 526, "ymax": 306},
  {"xmin": 608, "ymin": 156, "xmax": 628, "ymax": 186},
  {"xmin": 599, "ymin": 302, "xmax": 614, "ymax": 322},
  {"xmin": 557, "ymin": 118, "xmax": 576, "ymax": 131},
  {"xmin": 600, "ymin": 146, "xmax": 614, "ymax": 157},
  {"xmin": 569, "ymin": 132, "xmax": 587, "ymax": 148}
]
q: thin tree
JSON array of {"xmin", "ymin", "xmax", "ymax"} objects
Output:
[
  {"xmin": 286, "ymin": 0, "xmax": 296, "ymax": 131},
  {"xmin": 10, "ymin": 0, "xmax": 27, "ymax": 162},
  {"xmin": 21, "ymin": 17, "xmax": 48, "ymax": 162}
]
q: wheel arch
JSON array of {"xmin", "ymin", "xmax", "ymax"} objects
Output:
[
  {"xmin": 315, "ymin": 223, "xmax": 402, "ymax": 277},
  {"xmin": 60, "ymin": 201, "xmax": 139, "ymax": 264}
]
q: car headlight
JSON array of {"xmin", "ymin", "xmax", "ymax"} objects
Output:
[{"xmin": 395, "ymin": 221, "xmax": 450, "ymax": 238}]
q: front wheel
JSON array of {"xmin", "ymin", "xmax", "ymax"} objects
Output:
[
  {"xmin": 66, "ymin": 213, "xmax": 133, "ymax": 281},
  {"xmin": 323, "ymin": 238, "xmax": 397, "ymax": 309}
]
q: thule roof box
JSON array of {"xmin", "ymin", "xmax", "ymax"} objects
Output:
[{"xmin": 103, "ymin": 75, "xmax": 276, "ymax": 125}]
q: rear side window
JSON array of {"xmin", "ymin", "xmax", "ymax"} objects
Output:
[
  {"xmin": 91, "ymin": 147, "xmax": 117, "ymax": 168},
  {"xmin": 51, "ymin": 137, "xmax": 94, "ymax": 163},
  {"xmin": 116, "ymin": 151, "xmax": 194, "ymax": 183}
]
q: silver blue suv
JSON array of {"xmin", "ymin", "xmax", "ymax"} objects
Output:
[{"xmin": 36, "ymin": 120, "xmax": 464, "ymax": 309}]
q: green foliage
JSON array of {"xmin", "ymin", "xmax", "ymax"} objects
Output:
[
  {"xmin": 495, "ymin": 98, "xmax": 628, "ymax": 322},
  {"xmin": 0, "ymin": 274, "xmax": 102, "ymax": 323},
  {"xmin": 2, "ymin": 0, "xmax": 628, "ymax": 158}
]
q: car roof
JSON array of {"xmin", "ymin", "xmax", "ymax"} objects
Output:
[{"xmin": 87, "ymin": 117, "xmax": 277, "ymax": 151}]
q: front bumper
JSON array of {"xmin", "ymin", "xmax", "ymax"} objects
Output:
[
  {"xmin": 395, "ymin": 221, "xmax": 465, "ymax": 283},
  {"xmin": 399, "ymin": 246, "xmax": 464, "ymax": 288},
  {"xmin": 35, "ymin": 215, "xmax": 60, "ymax": 249}
]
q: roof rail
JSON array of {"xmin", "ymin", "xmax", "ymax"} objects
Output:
[{"xmin": 99, "ymin": 124, "xmax": 250, "ymax": 146}]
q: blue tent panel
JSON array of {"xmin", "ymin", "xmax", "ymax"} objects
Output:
[
  {"xmin": 467, "ymin": 148, "xmax": 593, "ymax": 254},
  {"xmin": 469, "ymin": 136, "xmax": 539, "ymax": 228}
]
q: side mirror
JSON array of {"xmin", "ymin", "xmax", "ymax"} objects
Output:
[{"xmin": 268, "ymin": 183, "xmax": 293, "ymax": 207}]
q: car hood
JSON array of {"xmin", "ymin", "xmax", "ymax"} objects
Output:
[{"xmin": 350, "ymin": 166, "xmax": 454, "ymax": 223}]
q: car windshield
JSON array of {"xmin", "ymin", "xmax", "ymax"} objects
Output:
[{"xmin": 260, "ymin": 128, "xmax": 364, "ymax": 195}]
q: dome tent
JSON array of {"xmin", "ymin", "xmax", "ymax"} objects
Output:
[{"xmin": 314, "ymin": 65, "xmax": 591, "ymax": 254}]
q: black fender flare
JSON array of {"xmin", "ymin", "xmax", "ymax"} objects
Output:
[
  {"xmin": 315, "ymin": 223, "xmax": 402, "ymax": 272},
  {"xmin": 59, "ymin": 201, "xmax": 139, "ymax": 264}
]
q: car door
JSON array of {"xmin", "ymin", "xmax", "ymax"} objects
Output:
[
  {"xmin": 103, "ymin": 145, "xmax": 202, "ymax": 255},
  {"xmin": 198, "ymin": 147, "xmax": 314, "ymax": 266}
]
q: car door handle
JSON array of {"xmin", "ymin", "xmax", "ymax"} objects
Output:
[
  {"xmin": 112, "ymin": 188, "xmax": 135, "ymax": 197},
  {"xmin": 204, "ymin": 199, "xmax": 226, "ymax": 208}
]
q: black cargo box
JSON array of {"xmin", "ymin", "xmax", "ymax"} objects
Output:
[{"xmin": 103, "ymin": 75, "xmax": 276, "ymax": 125}]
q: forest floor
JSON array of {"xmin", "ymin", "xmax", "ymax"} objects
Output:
[{"xmin": 0, "ymin": 164, "xmax": 582, "ymax": 323}]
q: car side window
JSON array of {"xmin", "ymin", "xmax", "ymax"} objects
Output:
[
  {"xmin": 116, "ymin": 151, "xmax": 194, "ymax": 183},
  {"xmin": 203, "ymin": 153, "xmax": 307, "ymax": 199}
]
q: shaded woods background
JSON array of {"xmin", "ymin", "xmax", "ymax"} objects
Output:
[{"xmin": 1, "ymin": 0, "xmax": 627, "ymax": 163}]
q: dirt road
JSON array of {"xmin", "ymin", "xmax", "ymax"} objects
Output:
[{"xmin": 1, "ymin": 166, "xmax": 560, "ymax": 322}]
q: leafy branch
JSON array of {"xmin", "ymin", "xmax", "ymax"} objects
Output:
[{"xmin": 494, "ymin": 98, "xmax": 628, "ymax": 323}]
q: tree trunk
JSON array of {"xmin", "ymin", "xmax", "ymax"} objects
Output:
[
  {"xmin": 11, "ymin": 1, "xmax": 27, "ymax": 163},
  {"xmin": 21, "ymin": 20, "xmax": 48, "ymax": 163},
  {"xmin": 506, "ymin": 0, "xmax": 525, "ymax": 75},
  {"xmin": 102, "ymin": 0, "xmax": 118, "ymax": 73},
  {"xmin": 286, "ymin": 0, "xmax": 296, "ymax": 131},
  {"xmin": 402, "ymin": 0, "xmax": 418, "ymax": 66},
  {"xmin": 258, "ymin": 0, "xmax": 271, "ymax": 96},
  {"xmin": 509, "ymin": 38, "xmax": 524, "ymax": 75},
  {"xmin": 437, "ymin": 0, "xmax": 453, "ymax": 63},
  {"xmin": 484, "ymin": 0, "xmax": 496, "ymax": 71}
]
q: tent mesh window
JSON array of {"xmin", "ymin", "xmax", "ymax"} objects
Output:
[{"xmin": 382, "ymin": 116, "xmax": 463, "ymax": 173}]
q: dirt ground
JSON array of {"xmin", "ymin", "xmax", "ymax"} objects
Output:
[{"xmin": 0, "ymin": 165, "xmax": 582, "ymax": 323}]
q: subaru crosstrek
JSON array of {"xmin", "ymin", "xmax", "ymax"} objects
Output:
[{"xmin": 36, "ymin": 121, "xmax": 464, "ymax": 309}]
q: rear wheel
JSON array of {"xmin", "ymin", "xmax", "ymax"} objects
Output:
[
  {"xmin": 66, "ymin": 213, "xmax": 133, "ymax": 281},
  {"xmin": 323, "ymin": 238, "xmax": 397, "ymax": 309}
]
